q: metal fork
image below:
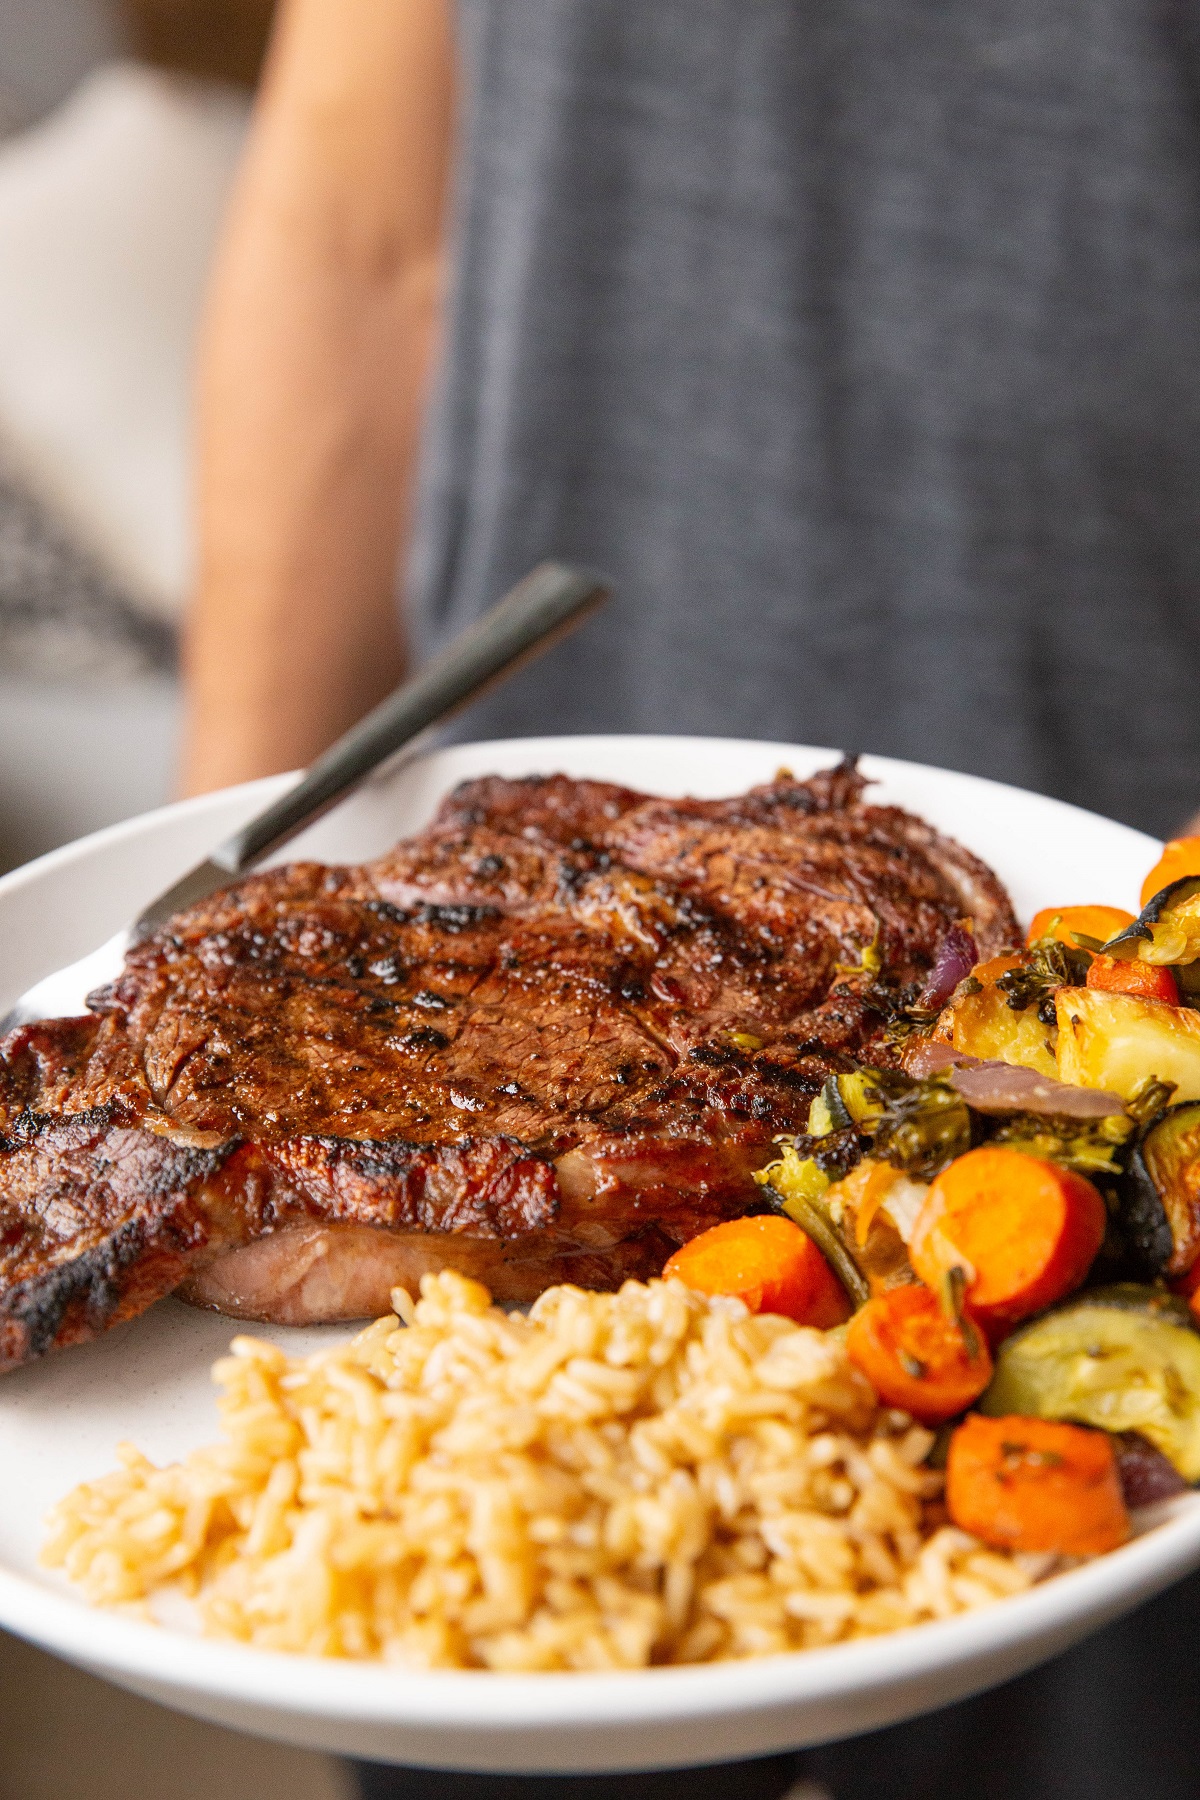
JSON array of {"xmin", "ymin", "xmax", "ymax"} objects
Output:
[{"xmin": 0, "ymin": 561, "xmax": 611, "ymax": 1033}]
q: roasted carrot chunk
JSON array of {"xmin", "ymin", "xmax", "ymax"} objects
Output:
[
  {"xmin": 844, "ymin": 1284, "xmax": 992, "ymax": 1423},
  {"xmin": 1168, "ymin": 1260, "xmax": 1200, "ymax": 1327},
  {"xmin": 909, "ymin": 1147, "xmax": 1106, "ymax": 1337},
  {"xmin": 1142, "ymin": 837, "xmax": 1200, "ymax": 909},
  {"xmin": 662, "ymin": 1215, "xmax": 851, "ymax": 1327},
  {"xmin": 972, "ymin": 953, "xmax": 1024, "ymax": 984},
  {"xmin": 946, "ymin": 1414, "xmax": 1130, "ymax": 1555},
  {"xmin": 1086, "ymin": 954, "xmax": 1179, "ymax": 1006},
  {"xmin": 1026, "ymin": 905, "xmax": 1135, "ymax": 950}
]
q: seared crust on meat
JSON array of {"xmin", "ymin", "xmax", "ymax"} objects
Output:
[{"xmin": 0, "ymin": 761, "xmax": 1020, "ymax": 1365}]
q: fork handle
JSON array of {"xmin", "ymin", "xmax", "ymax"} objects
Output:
[{"xmin": 211, "ymin": 561, "xmax": 610, "ymax": 874}]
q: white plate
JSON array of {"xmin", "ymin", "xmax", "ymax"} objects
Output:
[{"xmin": 1, "ymin": 735, "xmax": 1194, "ymax": 1775}]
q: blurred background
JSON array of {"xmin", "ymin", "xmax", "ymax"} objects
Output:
[
  {"xmin": 0, "ymin": 5, "xmax": 347, "ymax": 1794},
  {"xmin": 0, "ymin": 0, "xmax": 272, "ymax": 876}
]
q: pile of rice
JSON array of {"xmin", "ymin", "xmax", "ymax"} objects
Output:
[{"xmin": 42, "ymin": 1273, "xmax": 1050, "ymax": 1670}]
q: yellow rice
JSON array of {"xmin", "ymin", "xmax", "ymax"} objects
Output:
[{"xmin": 42, "ymin": 1273, "xmax": 1050, "ymax": 1670}]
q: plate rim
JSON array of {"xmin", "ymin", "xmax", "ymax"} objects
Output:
[
  {"xmin": 0, "ymin": 733, "xmax": 1181, "ymax": 1748},
  {"xmin": 4, "ymin": 1497, "xmax": 1200, "ymax": 1727}
]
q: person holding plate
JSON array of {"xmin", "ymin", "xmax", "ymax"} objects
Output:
[{"xmin": 181, "ymin": 3, "xmax": 1200, "ymax": 1796}]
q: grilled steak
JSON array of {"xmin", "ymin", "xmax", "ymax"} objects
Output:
[{"xmin": 0, "ymin": 761, "xmax": 1018, "ymax": 1368}]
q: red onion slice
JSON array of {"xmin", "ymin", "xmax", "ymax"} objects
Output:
[
  {"xmin": 903, "ymin": 1042, "xmax": 980, "ymax": 1079},
  {"xmin": 901, "ymin": 1042, "xmax": 1124, "ymax": 1116},
  {"xmin": 1115, "ymin": 1433, "xmax": 1189, "ymax": 1509},
  {"xmin": 917, "ymin": 925, "xmax": 979, "ymax": 1012},
  {"xmin": 951, "ymin": 1060, "xmax": 1125, "ymax": 1118}
]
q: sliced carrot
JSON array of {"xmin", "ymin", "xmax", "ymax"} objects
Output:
[
  {"xmin": 1026, "ymin": 905, "xmax": 1136, "ymax": 950},
  {"xmin": 844, "ymin": 1284, "xmax": 992, "ymax": 1423},
  {"xmin": 909, "ymin": 1147, "xmax": 1106, "ymax": 1337},
  {"xmin": 662, "ymin": 1215, "xmax": 851, "ymax": 1327},
  {"xmin": 1086, "ymin": 954, "xmax": 1180, "ymax": 1005},
  {"xmin": 1168, "ymin": 1261, "xmax": 1200, "ymax": 1326},
  {"xmin": 1142, "ymin": 838, "xmax": 1200, "ymax": 910},
  {"xmin": 1172, "ymin": 1260, "xmax": 1200, "ymax": 1299},
  {"xmin": 971, "ymin": 953, "xmax": 1025, "ymax": 984},
  {"xmin": 946, "ymin": 1413, "xmax": 1130, "ymax": 1555}
]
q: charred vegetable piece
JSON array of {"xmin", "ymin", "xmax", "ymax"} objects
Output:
[
  {"xmin": 808, "ymin": 1076, "xmax": 852, "ymax": 1137},
  {"xmin": 756, "ymin": 1141, "xmax": 831, "ymax": 1208},
  {"xmin": 1126, "ymin": 1103, "xmax": 1200, "ymax": 1279},
  {"xmin": 946, "ymin": 1413, "xmax": 1130, "ymax": 1555},
  {"xmin": 755, "ymin": 1148, "xmax": 871, "ymax": 1307},
  {"xmin": 995, "ymin": 940, "xmax": 1091, "ymax": 1014},
  {"xmin": 845, "ymin": 1285, "xmax": 992, "ymax": 1423},
  {"xmin": 1026, "ymin": 906, "xmax": 1136, "ymax": 951},
  {"xmin": 808, "ymin": 1070, "xmax": 884, "ymax": 1136},
  {"xmin": 1055, "ymin": 988, "xmax": 1200, "ymax": 1102},
  {"xmin": 867, "ymin": 1075, "xmax": 972, "ymax": 1178},
  {"xmin": 663, "ymin": 1215, "xmax": 851, "ymax": 1327},
  {"xmin": 838, "ymin": 1069, "xmax": 888, "ymax": 1127},
  {"xmin": 1141, "ymin": 838, "xmax": 1200, "ymax": 910},
  {"xmin": 934, "ymin": 954, "xmax": 1060, "ymax": 1078},
  {"xmin": 986, "ymin": 1111, "xmax": 1133, "ymax": 1178},
  {"xmin": 980, "ymin": 1285, "xmax": 1200, "ymax": 1480},
  {"xmin": 1104, "ymin": 876, "xmax": 1200, "ymax": 967},
  {"xmin": 1087, "ymin": 955, "xmax": 1180, "ymax": 1005},
  {"xmin": 910, "ymin": 1147, "xmax": 1106, "ymax": 1337}
]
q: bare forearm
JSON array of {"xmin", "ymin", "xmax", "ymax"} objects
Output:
[{"xmin": 179, "ymin": 0, "xmax": 454, "ymax": 796}]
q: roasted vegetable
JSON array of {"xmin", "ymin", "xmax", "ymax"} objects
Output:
[
  {"xmin": 799, "ymin": 1061, "xmax": 973, "ymax": 1180},
  {"xmin": 1104, "ymin": 876, "xmax": 1200, "ymax": 967},
  {"xmin": 909, "ymin": 1147, "xmax": 1106, "ymax": 1336},
  {"xmin": 994, "ymin": 940, "xmax": 1091, "ymax": 1013},
  {"xmin": 1026, "ymin": 905, "xmax": 1135, "ymax": 951},
  {"xmin": 845, "ymin": 1285, "xmax": 993, "ymax": 1423},
  {"xmin": 946, "ymin": 1059, "xmax": 1124, "ymax": 1119},
  {"xmin": 822, "ymin": 1159, "xmax": 923, "ymax": 1293},
  {"xmin": 1087, "ymin": 955, "xmax": 1180, "ymax": 1006},
  {"xmin": 1126, "ymin": 1102, "xmax": 1200, "ymax": 1279},
  {"xmin": 757, "ymin": 1140, "xmax": 831, "ymax": 1208},
  {"xmin": 946, "ymin": 1414, "xmax": 1130, "ymax": 1555},
  {"xmin": 756, "ymin": 1142, "xmax": 921, "ymax": 1301},
  {"xmin": 1113, "ymin": 1433, "xmax": 1189, "ymax": 1508},
  {"xmin": 1055, "ymin": 988, "xmax": 1200, "ymax": 1101},
  {"xmin": 933, "ymin": 954, "xmax": 1060, "ymax": 1078},
  {"xmin": 1141, "ymin": 837, "xmax": 1200, "ymax": 910},
  {"xmin": 663, "ymin": 1215, "xmax": 851, "ymax": 1327},
  {"xmin": 986, "ymin": 1110, "xmax": 1133, "ymax": 1178},
  {"xmin": 755, "ymin": 1146, "xmax": 871, "ymax": 1306},
  {"xmin": 924, "ymin": 1055, "xmax": 1131, "ymax": 1174},
  {"xmin": 916, "ymin": 924, "xmax": 979, "ymax": 1011},
  {"xmin": 807, "ymin": 1070, "xmax": 885, "ymax": 1136},
  {"xmin": 980, "ymin": 1285, "xmax": 1200, "ymax": 1480},
  {"xmin": 866, "ymin": 1074, "xmax": 972, "ymax": 1178}
]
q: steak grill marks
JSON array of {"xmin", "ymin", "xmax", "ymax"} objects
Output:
[{"xmin": 0, "ymin": 763, "xmax": 1019, "ymax": 1366}]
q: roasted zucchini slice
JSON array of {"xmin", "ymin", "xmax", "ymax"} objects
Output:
[
  {"xmin": 1126, "ymin": 1103, "xmax": 1200, "ymax": 1279},
  {"xmin": 981, "ymin": 1285, "xmax": 1200, "ymax": 1480}
]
